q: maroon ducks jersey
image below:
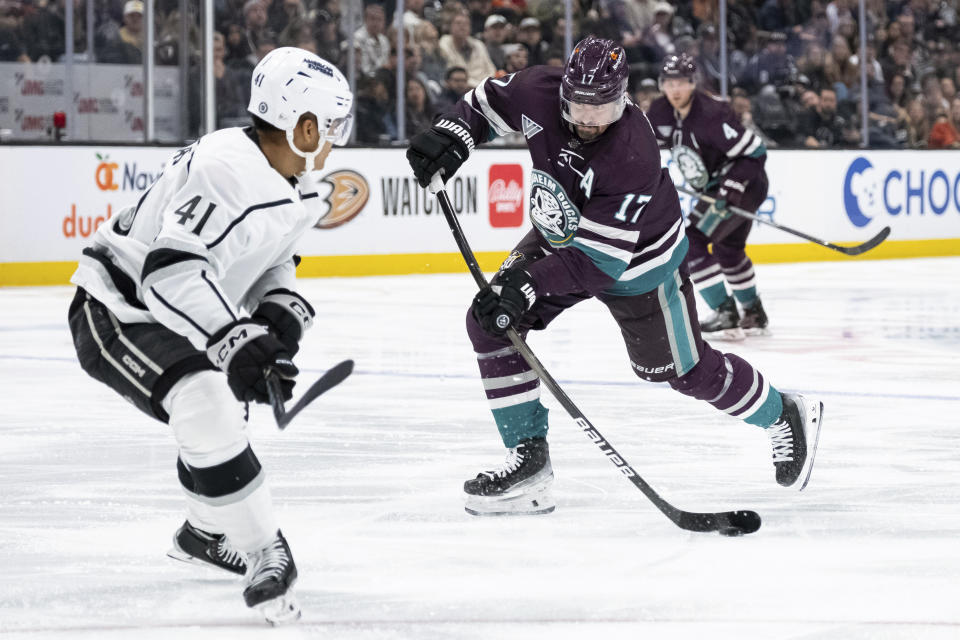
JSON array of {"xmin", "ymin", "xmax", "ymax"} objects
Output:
[
  {"xmin": 645, "ymin": 90, "xmax": 766, "ymax": 196},
  {"xmin": 450, "ymin": 66, "xmax": 688, "ymax": 297}
]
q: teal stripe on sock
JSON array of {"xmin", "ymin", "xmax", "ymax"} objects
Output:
[
  {"xmin": 491, "ymin": 400, "xmax": 549, "ymax": 448},
  {"xmin": 749, "ymin": 387, "xmax": 783, "ymax": 427},
  {"xmin": 700, "ymin": 282, "xmax": 730, "ymax": 309},
  {"xmin": 733, "ymin": 287, "xmax": 758, "ymax": 306}
]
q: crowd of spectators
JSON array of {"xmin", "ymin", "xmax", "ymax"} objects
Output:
[{"xmin": 2, "ymin": 0, "xmax": 960, "ymax": 148}]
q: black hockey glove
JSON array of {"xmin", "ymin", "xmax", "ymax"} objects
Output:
[
  {"xmin": 206, "ymin": 319, "xmax": 298, "ymax": 404},
  {"xmin": 252, "ymin": 288, "xmax": 315, "ymax": 357},
  {"xmin": 471, "ymin": 268, "xmax": 538, "ymax": 337},
  {"xmin": 406, "ymin": 116, "xmax": 475, "ymax": 187}
]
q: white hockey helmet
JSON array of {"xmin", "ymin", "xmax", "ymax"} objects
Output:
[{"xmin": 247, "ymin": 47, "xmax": 354, "ymax": 149}]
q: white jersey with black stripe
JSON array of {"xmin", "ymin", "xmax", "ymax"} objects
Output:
[{"xmin": 71, "ymin": 127, "xmax": 326, "ymax": 350}]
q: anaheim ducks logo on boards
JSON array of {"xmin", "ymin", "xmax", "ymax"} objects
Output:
[{"xmin": 316, "ymin": 169, "xmax": 370, "ymax": 229}]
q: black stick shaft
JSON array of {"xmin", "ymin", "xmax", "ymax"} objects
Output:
[
  {"xmin": 266, "ymin": 371, "xmax": 286, "ymax": 422},
  {"xmin": 265, "ymin": 360, "xmax": 354, "ymax": 430},
  {"xmin": 429, "ymin": 175, "xmax": 757, "ymax": 533},
  {"xmin": 676, "ymin": 185, "xmax": 890, "ymax": 256}
]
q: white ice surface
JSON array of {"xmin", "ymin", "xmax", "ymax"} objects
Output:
[{"xmin": 1, "ymin": 257, "xmax": 958, "ymax": 639}]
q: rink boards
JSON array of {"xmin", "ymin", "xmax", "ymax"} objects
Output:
[{"xmin": 1, "ymin": 145, "xmax": 959, "ymax": 286}]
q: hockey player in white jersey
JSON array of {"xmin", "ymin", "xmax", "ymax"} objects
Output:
[{"xmin": 67, "ymin": 47, "xmax": 353, "ymax": 624}]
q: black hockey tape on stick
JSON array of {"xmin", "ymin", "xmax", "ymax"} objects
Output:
[
  {"xmin": 428, "ymin": 173, "xmax": 761, "ymax": 536},
  {"xmin": 677, "ymin": 185, "xmax": 891, "ymax": 256}
]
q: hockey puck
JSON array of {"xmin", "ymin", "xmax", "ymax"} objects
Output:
[{"xmin": 718, "ymin": 527, "xmax": 745, "ymax": 537}]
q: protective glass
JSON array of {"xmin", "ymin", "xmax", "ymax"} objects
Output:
[{"xmin": 560, "ymin": 96, "xmax": 626, "ymax": 127}]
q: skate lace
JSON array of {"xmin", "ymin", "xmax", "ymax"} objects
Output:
[
  {"xmin": 480, "ymin": 446, "xmax": 525, "ymax": 480},
  {"xmin": 217, "ymin": 537, "xmax": 245, "ymax": 568},
  {"xmin": 249, "ymin": 537, "xmax": 289, "ymax": 583},
  {"xmin": 767, "ymin": 420, "xmax": 794, "ymax": 463}
]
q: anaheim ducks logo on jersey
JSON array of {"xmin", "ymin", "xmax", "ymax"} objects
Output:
[
  {"xmin": 315, "ymin": 170, "xmax": 370, "ymax": 229},
  {"xmin": 671, "ymin": 145, "xmax": 709, "ymax": 190},
  {"xmin": 529, "ymin": 170, "xmax": 581, "ymax": 247}
]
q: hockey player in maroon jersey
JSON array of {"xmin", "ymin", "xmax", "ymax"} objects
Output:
[
  {"xmin": 646, "ymin": 53, "xmax": 771, "ymax": 340},
  {"xmin": 406, "ymin": 36, "xmax": 824, "ymax": 516}
]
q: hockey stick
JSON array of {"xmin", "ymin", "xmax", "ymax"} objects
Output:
[
  {"xmin": 429, "ymin": 174, "xmax": 760, "ymax": 536},
  {"xmin": 266, "ymin": 359, "xmax": 354, "ymax": 430},
  {"xmin": 675, "ymin": 185, "xmax": 890, "ymax": 256}
]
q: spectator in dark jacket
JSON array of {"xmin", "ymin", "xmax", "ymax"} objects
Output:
[
  {"xmin": 798, "ymin": 87, "xmax": 859, "ymax": 147},
  {"xmin": 432, "ymin": 65, "xmax": 470, "ymax": 113},
  {"xmin": 22, "ymin": 0, "xmax": 87, "ymax": 61},
  {"xmin": 355, "ymin": 72, "xmax": 397, "ymax": 144},
  {"xmin": 517, "ymin": 17, "xmax": 550, "ymax": 67},
  {"xmin": 404, "ymin": 76, "xmax": 434, "ymax": 138}
]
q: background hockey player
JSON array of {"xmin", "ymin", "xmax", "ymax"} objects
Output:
[
  {"xmin": 67, "ymin": 47, "xmax": 353, "ymax": 624},
  {"xmin": 647, "ymin": 53, "xmax": 771, "ymax": 339},
  {"xmin": 406, "ymin": 36, "xmax": 823, "ymax": 517}
]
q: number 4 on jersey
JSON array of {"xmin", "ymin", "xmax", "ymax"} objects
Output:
[
  {"xmin": 173, "ymin": 195, "xmax": 218, "ymax": 235},
  {"xmin": 723, "ymin": 122, "xmax": 739, "ymax": 140}
]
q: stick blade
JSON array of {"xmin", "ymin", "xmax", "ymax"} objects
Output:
[
  {"xmin": 277, "ymin": 359, "xmax": 354, "ymax": 429},
  {"xmin": 833, "ymin": 226, "xmax": 891, "ymax": 256},
  {"xmin": 677, "ymin": 509, "xmax": 762, "ymax": 536}
]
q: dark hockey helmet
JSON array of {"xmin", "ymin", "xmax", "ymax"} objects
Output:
[
  {"xmin": 659, "ymin": 53, "xmax": 697, "ymax": 86},
  {"xmin": 560, "ymin": 36, "xmax": 628, "ymax": 126}
]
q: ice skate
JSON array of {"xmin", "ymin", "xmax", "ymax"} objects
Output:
[
  {"xmin": 766, "ymin": 393, "xmax": 824, "ymax": 490},
  {"xmin": 244, "ymin": 530, "xmax": 301, "ymax": 625},
  {"xmin": 700, "ymin": 297, "xmax": 744, "ymax": 341},
  {"xmin": 166, "ymin": 520, "xmax": 247, "ymax": 576},
  {"xmin": 740, "ymin": 297, "xmax": 770, "ymax": 336},
  {"xmin": 464, "ymin": 437, "xmax": 555, "ymax": 516}
]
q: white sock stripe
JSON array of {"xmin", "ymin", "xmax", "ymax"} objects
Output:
[
  {"xmin": 729, "ymin": 277, "xmax": 758, "ymax": 291},
  {"xmin": 482, "ymin": 370, "xmax": 540, "ymax": 390},
  {"xmin": 477, "ymin": 346, "xmax": 519, "ymax": 360},
  {"xmin": 487, "ymin": 387, "xmax": 541, "ymax": 410},
  {"xmin": 723, "ymin": 368, "xmax": 760, "ymax": 416},
  {"xmin": 695, "ymin": 272, "xmax": 727, "ymax": 289},
  {"xmin": 691, "ymin": 264, "xmax": 723, "ymax": 281},
  {"xmin": 725, "ymin": 267, "xmax": 756, "ymax": 283},
  {"xmin": 739, "ymin": 378, "xmax": 773, "ymax": 421},
  {"xmin": 723, "ymin": 260, "xmax": 754, "ymax": 274}
]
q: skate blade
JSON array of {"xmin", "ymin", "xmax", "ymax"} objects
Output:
[
  {"xmin": 464, "ymin": 487, "xmax": 556, "ymax": 516},
  {"xmin": 166, "ymin": 548, "xmax": 245, "ymax": 577},
  {"xmin": 703, "ymin": 327, "xmax": 745, "ymax": 341},
  {"xmin": 256, "ymin": 592, "xmax": 302, "ymax": 626},
  {"xmin": 166, "ymin": 548, "xmax": 219, "ymax": 570},
  {"xmin": 794, "ymin": 396, "xmax": 824, "ymax": 492},
  {"xmin": 742, "ymin": 327, "xmax": 771, "ymax": 337}
]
